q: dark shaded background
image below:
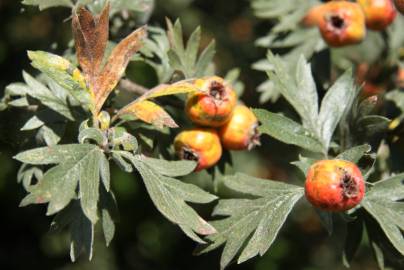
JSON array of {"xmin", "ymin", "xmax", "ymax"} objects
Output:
[{"xmin": 0, "ymin": 0, "xmax": 379, "ymax": 269}]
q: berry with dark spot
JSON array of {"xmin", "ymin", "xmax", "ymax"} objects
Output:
[
  {"xmin": 305, "ymin": 159, "xmax": 365, "ymax": 212},
  {"xmin": 174, "ymin": 128, "xmax": 222, "ymax": 171},
  {"xmin": 185, "ymin": 76, "xmax": 237, "ymax": 127}
]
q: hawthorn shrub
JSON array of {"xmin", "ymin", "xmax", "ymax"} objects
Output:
[{"xmin": 1, "ymin": 0, "xmax": 404, "ymax": 269}]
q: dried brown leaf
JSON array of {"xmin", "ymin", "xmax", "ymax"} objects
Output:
[
  {"xmin": 95, "ymin": 26, "xmax": 147, "ymax": 112},
  {"xmin": 72, "ymin": 3, "xmax": 109, "ymax": 87}
]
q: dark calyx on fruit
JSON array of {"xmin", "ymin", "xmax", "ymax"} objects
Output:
[
  {"xmin": 181, "ymin": 147, "xmax": 199, "ymax": 162},
  {"xmin": 248, "ymin": 124, "xmax": 261, "ymax": 150},
  {"xmin": 331, "ymin": 15, "xmax": 345, "ymax": 29},
  {"xmin": 209, "ymin": 81, "xmax": 226, "ymax": 100},
  {"xmin": 340, "ymin": 171, "xmax": 359, "ymax": 199}
]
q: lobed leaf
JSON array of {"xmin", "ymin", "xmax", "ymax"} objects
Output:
[
  {"xmin": 22, "ymin": 71, "xmax": 74, "ymax": 120},
  {"xmin": 197, "ymin": 173, "xmax": 304, "ymax": 269},
  {"xmin": 318, "ymin": 69, "xmax": 357, "ymax": 150},
  {"xmin": 336, "ymin": 145, "xmax": 371, "ymax": 163},
  {"xmin": 138, "ymin": 155, "xmax": 197, "ymax": 177},
  {"xmin": 14, "ymin": 144, "xmax": 97, "ymax": 165},
  {"xmin": 131, "ymin": 155, "xmax": 217, "ymax": 243},
  {"xmin": 362, "ymin": 174, "xmax": 404, "ymax": 255},
  {"xmin": 254, "ymin": 108, "xmax": 324, "ymax": 153}
]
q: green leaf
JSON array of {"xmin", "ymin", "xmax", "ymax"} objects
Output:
[
  {"xmin": 166, "ymin": 19, "xmax": 215, "ymax": 78},
  {"xmin": 111, "ymin": 151, "xmax": 133, "ymax": 173},
  {"xmin": 17, "ymin": 144, "xmax": 104, "ymax": 224},
  {"xmin": 266, "ymin": 52, "xmax": 319, "ymax": 134},
  {"xmin": 336, "ymin": 145, "xmax": 371, "ymax": 163},
  {"xmin": 22, "ymin": 0, "xmax": 73, "ymax": 10},
  {"xmin": 139, "ymin": 155, "xmax": 197, "ymax": 177},
  {"xmin": 195, "ymin": 40, "xmax": 216, "ymax": 77},
  {"xmin": 356, "ymin": 116, "xmax": 390, "ymax": 137},
  {"xmin": 131, "ymin": 155, "xmax": 217, "ymax": 243},
  {"xmin": 314, "ymin": 208, "xmax": 333, "ymax": 235},
  {"xmin": 197, "ymin": 173, "xmax": 304, "ymax": 268},
  {"xmin": 14, "ymin": 144, "xmax": 97, "ymax": 165},
  {"xmin": 100, "ymin": 187, "xmax": 118, "ymax": 247},
  {"xmin": 291, "ymin": 155, "xmax": 317, "ymax": 176},
  {"xmin": 362, "ymin": 174, "xmax": 404, "ymax": 255},
  {"xmin": 254, "ymin": 108, "xmax": 324, "ymax": 153},
  {"xmin": 38, "ymin": 124, "xmax": 65, "ymax": 146},
  {"xmin": 20, "ymin": 116, "xmax": 44, "ymax": 131},
  {"xmin": 27, "ymin": 51, "xmax": 93, "ymax": 111},
  {"xmin": 318, "ymin": 69, "xmax": 357, "ymax": 150},
  {"xmin": 78, "ymin": 128, "xmax": 107, "ymax": 146},
  {"xmin": 99, "ymin": 153, "xmax": 111, "ymax": 192},
  {"xmin": 17, "ymin": 164, "xmax": 43, "ymax": 191},
  {"xmin": 79, "ymin": 149, "xmax": 103, "ymax": 224},
  {"xmin": 51, "ymin": 201, "xmax": 94, "ymax": 261},
  {"xmin": 22, "ymin": 71, "xmax": 74, "ymax": 120},
  {"xmin": 110, "ymin": 127, "xmax": 138, "ymax": 151},
  {"xmin": 69, "ymin": 203, "xmax": 94, "ymax": 261}
]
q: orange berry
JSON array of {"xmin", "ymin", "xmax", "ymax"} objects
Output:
[
  {"xmin": 317, "ymin": 1, "xmax": 366, "ymax": 47},
  {"xmin": 185, "ymin": 76, "xmax": 237, "ymax": 127},
  {"xmin": 174, "ymin": 128, "xmax": 222, "ymax": 171},
  {"xmin": 305, "ymin": 160, "xmax": 365, "ymax": 212},
  {"xmin": 358, "ymin": 0, "xmax": 397, "ymax": 31},
  {"xmin": 219, "ymin": 105, "xmax": 260, "ymax": 150}
]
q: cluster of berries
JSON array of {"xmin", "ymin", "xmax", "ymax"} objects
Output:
[
  {"xmin": 304, "ymin": 0, "xmax": 402, "ymax": 47},
  {"xmin": 174, "ymin": 76, "xmax": 260, "ymax": 171}
]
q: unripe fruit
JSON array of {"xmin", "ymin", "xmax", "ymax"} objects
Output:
[
  {"xmin": 358, "ymin": 0, "xmax": 397, "ymax": 31},
  {"xmin": 317, "ymin": 1, "xmax": 366, "ymax": 47},
  {"xmin": 174, "ymin": 128, "xmax": 222, "ymax": 171},
  {"xmin": 219, "ymin": 105, "xmax": 260, "ymax": 150},
  {"xmin": 185, "ymin": 76, "xmax": 237, "ymax": 127},
  {"xmin": 305, "ymin": 159, "xmax": 365, "ymax": 212},
  {"xmin": 394, "ymin": 0, "xmax": 404, "ymax": 14}
]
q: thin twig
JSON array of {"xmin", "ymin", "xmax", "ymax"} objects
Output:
[{"xmin": 119, "ymin": 79, "xmax": 149, "ymax": 96}]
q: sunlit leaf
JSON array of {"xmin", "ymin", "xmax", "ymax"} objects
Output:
[
  {"xmin": 117, "ymin": 100, "xmax": 177, "ymax": 128},
  {"xmin": 196, "ymin": 173, "xmax": 304, "ymax": 269},
  {"xmin": 130, "ymin": 155, "xmax": 217, "ymax": 243},
  {"xmin": 27, "ymin": 51, "xmax": 94, "ymax": 111}
]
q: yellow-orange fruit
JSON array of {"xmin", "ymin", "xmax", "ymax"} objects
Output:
[
  {"xmin": 317, "ymin": 1, "xmax": 366, "ymax": 47},
  {"xmin": 358, "ymin": 0, "xmax": 397, "ymax": 30},
  {"xmin": 219, "ymin": 105, "xmax": 260, "ymax": 150},
  {"xmin": 185, "ymin": 76, "xmax": 237, "ymax": 127},
  {"xmin": 174, "ymin": 128, "xmax": 222, "ymax": 171},
  {"xmin": 305, "ymin": 159, "xmax": 365, "ymax": 212}
]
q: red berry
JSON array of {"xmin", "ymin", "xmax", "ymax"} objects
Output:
[{"xmin": 305, "ymin": 159, "xmax": 365, "ymax": 212}]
